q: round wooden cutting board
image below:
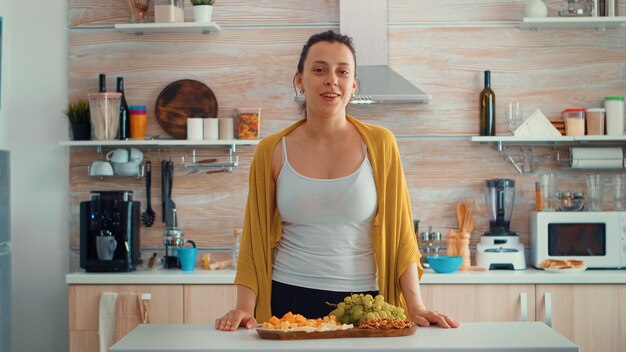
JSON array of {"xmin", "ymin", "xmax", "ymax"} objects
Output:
[{"xmin": 155, "ymin": 79, "xmax": 218, "ymax": 139}]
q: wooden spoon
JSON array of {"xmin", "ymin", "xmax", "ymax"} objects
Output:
[{"xmin": 456, "ymin": 202, "xmax": 466, "ymax": 232}]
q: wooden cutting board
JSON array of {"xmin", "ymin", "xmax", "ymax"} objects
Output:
[
  {"xmin": 256, "ymin": 326, "xmax": 417, "ymax": 340},
  {"xmin": 154, "ymin": 79, "xmax": 218, "ymax": 139}
]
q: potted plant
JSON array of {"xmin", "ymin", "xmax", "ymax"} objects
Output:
[
  {"xmin": 190, "ymin": 0, "xmax": 215, "ymax": 23},
  {"xmin": 65, "ymin": 98, "xmax": 91, "ymax": 140}
]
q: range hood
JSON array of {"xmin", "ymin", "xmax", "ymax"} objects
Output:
[{"xmin": 296, "ymin": 0, "xmax": 430, "ymax": 104}]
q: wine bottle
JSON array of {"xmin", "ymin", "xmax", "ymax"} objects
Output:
[
  {"xmin": 117, "ymin": 77, "xmax": 130, "ymax": 140},
  {"xmin": 98, "ymin": 73, "xmax": 106, "ymax": 92},
  {"xmin": 479, "ymin": 70, "xmax": 495, "ymax": 136}
]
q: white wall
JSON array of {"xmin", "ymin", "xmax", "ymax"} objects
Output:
[{"xmin": 0, "ymin": 0, "xmax": 69, "ymax": 351}]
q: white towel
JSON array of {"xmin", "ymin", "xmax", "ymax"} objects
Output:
[
  {"xmin": 113, "ymin": 292, "xmax": 150, "ymax": 344},
  {"xmin": 98, "ymin": 292, "xmax": 118, "ymax": 352}
]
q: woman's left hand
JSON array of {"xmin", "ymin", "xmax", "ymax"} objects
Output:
[{"xmin": 409, "ymin": 309, "xmax": 460, "ymax": 328}]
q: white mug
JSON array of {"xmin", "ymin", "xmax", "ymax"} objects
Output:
[
  {"xmin": 106, "ymin": 148, "xmax": 129, "ymax": 163},
  {"xmin": 129, "ymin": 148, "xmax": 143, "ymax": 163},
  {"xmin": 90, "ymin": 161, "xmax": 114, "ymax": 176}
]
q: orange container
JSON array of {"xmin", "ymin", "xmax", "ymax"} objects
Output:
[{"xmin": 129, "ymin": 105, "xmax": 147, "ymax": 139}]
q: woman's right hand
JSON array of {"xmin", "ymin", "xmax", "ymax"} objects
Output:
[{"xmin": 215, "ymin": 309, "xmax": 257, "ymax": 331}]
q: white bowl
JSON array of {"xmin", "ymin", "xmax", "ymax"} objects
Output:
[{"xmin": 112, "ymin": 161, "xmax": 141, "ymax": 176}]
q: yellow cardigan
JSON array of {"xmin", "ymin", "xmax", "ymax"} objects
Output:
[{"xmin": 234, "ymin": 115, "xmax": 422, "ymax": 322}]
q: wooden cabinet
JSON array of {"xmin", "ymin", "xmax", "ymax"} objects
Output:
[
  {"xmin": 68, "ymin": 284, "xmax": 235, "ymax": 352},
  {"xmin": 183, "ymin": 285, "xmax": 237, "ymax": 323},
  {"xmin": 421, "ymin": 284, "xmax": 536, "ymax": 323},
  {"xmin": 422, "ymin": 283, "xmax": 625, "ymax": 352},
  {"xmin": 536, "ymin": 284, "xmax": 626, "ymax": 352},
  {"xmin": 68, "ymin": 285, "xmax": 184, "ymax": 352}
]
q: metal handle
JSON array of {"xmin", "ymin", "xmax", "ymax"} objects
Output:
[
  {"xmin": 520, "ymin": 292, "xmax": 528, "ymax": 322},
  {"xmin": 544, "ymin": 292, "xmax": 552, "ymax": 327}
]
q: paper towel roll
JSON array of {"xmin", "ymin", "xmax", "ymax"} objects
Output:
[
  {"xmin": 219, "ymin": 118, "xmax": 234, "ymax": 140},
  {"xmin": 187, "ymin": 118, "xmax": 203, "ymax": 141},
  {"xmin": 571, "ymin": 159, "xmax": 624, "ymax": 169},
  {"xmin": 571, "ymin": 147, "xmax": 623, "ymax": 160},
  {"xmin": 203, "ymin": 118, "xmax": 219, "ymax": 140}
]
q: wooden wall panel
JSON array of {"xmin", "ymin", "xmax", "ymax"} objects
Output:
[{"xmin": 67, "ymin": 0, "xmax": 626, "ymax": 270}]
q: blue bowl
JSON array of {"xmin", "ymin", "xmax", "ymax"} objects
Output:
[{"xmin": 427, "ymin": 256, "xmax": 463, "ymax": 274}]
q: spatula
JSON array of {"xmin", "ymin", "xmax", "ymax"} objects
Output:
[{"xmin": 141, "ymin": 161, "xmax": 155, "ymax": 227}]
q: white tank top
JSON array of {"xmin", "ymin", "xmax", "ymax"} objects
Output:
[{"xmin": 273, "ymin": 137, "xmax": 378, "ymax": 292}]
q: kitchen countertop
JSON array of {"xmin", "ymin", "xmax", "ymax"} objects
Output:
[
  {"xmin": 109, "ymin": 322, "xmax": 578, "ymax": 352},
  {"xmin": 66, "ymin": 268, "xmax": 626, "ymax": 285}
]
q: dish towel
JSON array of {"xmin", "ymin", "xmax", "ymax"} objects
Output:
[
  {"xmin": 113, "ymin": 292, "xmax": 150, "ymax": 344},
  {"xmin": 98, "ymin": 292, "xmax": 118, "ymax": 352}
]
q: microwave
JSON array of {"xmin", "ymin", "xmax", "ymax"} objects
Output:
[{"xmin": 530, "ymin": 211, "xmax": 626, "ymax": 269}]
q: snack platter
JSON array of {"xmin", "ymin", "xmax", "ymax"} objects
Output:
[
  {"xmin": 256, "ymin": 325, "xmax": 418, "ymax": 340},
  {"xmin": 538, "ymin": 259, "xmax": 587, "ymax": 274}
]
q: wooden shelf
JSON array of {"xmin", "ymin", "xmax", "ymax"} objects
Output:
[
  {"xmin": 60, "ymin": 139, "xmax": 260, "ymax": 147},
  {"xmin": 519, "ymin": 16, "xmax": 626, "ymax": 30},
  {"xmin": 471, "ymin": 135, "xmax": 626, "ymax": 143},
  {"xmin": 114, "ymin": 22, "xmax": 221, "ymax": 35}
]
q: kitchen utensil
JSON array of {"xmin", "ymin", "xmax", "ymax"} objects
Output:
[
  {"xmin": 155, "ymin": 80, "xmax": 218, "ymax": 139},
  {"xmin": 167, "ymin": 160, "xmax": 176, "ymax": 226},
  {"xmin": 456, "ymin": 203, "xmax": 465, "ymax": 232},
  {"xmin": 446, "ymin": 231, "xmax": 458, "ymax": 256},
  {"xmin": 127, "ymin": 0, "xmax": 150, "ymax": 22},
  {"xmin": 141, "ymin": 161, "xmax": 155, "ymax": 226}
]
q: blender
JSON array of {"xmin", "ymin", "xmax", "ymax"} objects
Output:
[
  {"xmin": 476, "ymin": 179, "xmax": 526, "ymax": 270},
  {"xmin": 162, "ymin": 208, "xmax": 183, "ymax": 269}
]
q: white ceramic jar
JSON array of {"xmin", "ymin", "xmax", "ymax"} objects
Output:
[{"xmin": 605, "ymin": 96, "xmax": 624, "ymax": 135}]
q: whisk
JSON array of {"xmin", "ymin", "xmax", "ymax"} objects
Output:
[{"xmin": 127, "ymin": 0, "xmax": 150, "ymax": 23}]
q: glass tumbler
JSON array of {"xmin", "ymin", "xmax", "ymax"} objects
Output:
[
  {"xmin": 539, "ymin": 173, "xmax": 558, "ymax": 211},
  {"xmin": 506, "ymin": 102, "xmax": 522, "ymax": 134},
  {"xmin": 612, "ymin": 174, "xmax": 626, "ymax": 210},
  {"xmin": 586, "ymin": 174, "xmax": 604, "ymax": 211}
]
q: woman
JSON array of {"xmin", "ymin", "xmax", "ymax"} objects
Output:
[{"xmin": 216, "ymin": 30, "xmax": 459, "ymax": 331}]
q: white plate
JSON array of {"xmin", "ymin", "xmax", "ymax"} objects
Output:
[{"xmin": 543, "ymin": 266, "xmax": 587, "ymax": 274}]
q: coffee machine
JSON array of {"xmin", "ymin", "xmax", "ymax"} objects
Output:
[
  {"xmin": 80, "ymin": 190, "xmax": 141, "ymax": 272},
  {"xmin": 476, "ymin": 179, "xmax": 526, "ymax": 270}
]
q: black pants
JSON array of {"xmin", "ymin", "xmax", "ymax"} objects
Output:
[{"xmin": 271, "ymin": 280, "xmax": 378, "ymax": 319}]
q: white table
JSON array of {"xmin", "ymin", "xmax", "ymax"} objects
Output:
[{"xmin": 110, "ymin": 322, "xmax": 578, "ymax": 352}]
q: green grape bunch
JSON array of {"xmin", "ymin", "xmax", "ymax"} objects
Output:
[{"xmin": 327, "ymin": 293, "xmax": 407, "ymax": 326}]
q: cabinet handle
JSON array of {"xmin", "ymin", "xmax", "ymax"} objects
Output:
[
  {"xmin": 519, "ymin": 292, "xmax": 528, "ymax": 322},
  {"xmin": 141, "ymin": 293, "xmax": 152, "ymax": 301},
  {"xmin": 544, "ymin": 292, "xmax": 552, "ymax": 327}
]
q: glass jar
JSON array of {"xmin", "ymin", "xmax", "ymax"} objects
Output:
[{"xmin": 154, "ymin": 0, "xmax": 185, "ymax": 23}]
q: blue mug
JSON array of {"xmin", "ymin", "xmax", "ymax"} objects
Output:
[{"xmin": 177, "ymin": 240, "xmax": 197, "ymax": 272}]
